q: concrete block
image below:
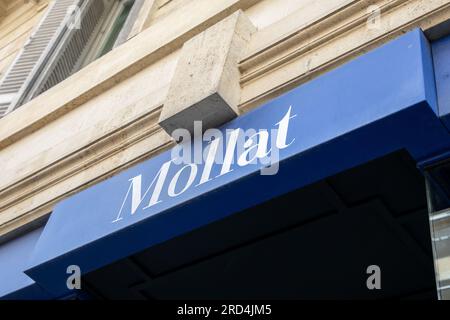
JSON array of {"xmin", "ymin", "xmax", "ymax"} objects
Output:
[{"xmin": 159, "ymin": 10, "xmax": 256, "ymax": 135}]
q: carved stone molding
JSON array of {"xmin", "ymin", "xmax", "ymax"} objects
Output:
[
  {"xmin": 238, "ymin": 0, "xmax": 450, "ymax": 111},
  {"xmin": 0, "ymin": 105, "xmax": 173, "ymax": 239},
  {"xmin": 1, "ymin": 0, "xmax": 450, "ymax": 238},
  {"xmin": 159, "ymin": 10, "xmax": 256, "ymax": 134}
]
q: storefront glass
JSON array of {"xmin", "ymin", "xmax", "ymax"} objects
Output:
[{"xmin": 426, "ymin": 160, "xmax": 450, "ymax": 299}]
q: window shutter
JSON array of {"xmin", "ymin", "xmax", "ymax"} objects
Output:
[
  {"xmin": 0, "ymin": 101, "xmax": 9, "ymax": 118},
  {"xmin": 0, "ymin": 0, "xmax": 82, "ymax": 117},
  {"xmin": 0, "ymin": 0, "xmax": 106, "ymax": 118},
  {"xmin": 26, "ymin": 0, "xmax": 105, "ymax": 98}
]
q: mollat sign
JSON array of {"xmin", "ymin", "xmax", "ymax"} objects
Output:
[
  {"xmin": 27, "ymin": 31, "xmax": 441, "ymax": 298},
  {"xmin": 113, "ymin": 106, "xmax": 297, "ymax": 223}
]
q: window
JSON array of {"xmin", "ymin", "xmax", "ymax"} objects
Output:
[
  {"xmin": 77, "ymin": 0, "xmax": 137, "ymax": 69},
  {"xmin": 0, "ymin": 0, "xmax": 141, "ymax": 118},
  {"xmin": 426, "ymin": 160, "xmax": 450, "ymax": 299},
  {"xmin": 98, "ymin": 1, "xmax": 135, "ymax": 58}
]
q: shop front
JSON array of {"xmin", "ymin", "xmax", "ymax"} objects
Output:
[{"xmin": 1, "ymin": 28, "xmax": 450, "ymax": 300}]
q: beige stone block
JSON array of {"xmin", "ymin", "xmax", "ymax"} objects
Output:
[
  {"xmin": 0, "ymin": 3, "xmax": 5, "ymax": 18},
  {"xmin": 159, "ymin": 10, "xmax": 256, "ymax": 135}
]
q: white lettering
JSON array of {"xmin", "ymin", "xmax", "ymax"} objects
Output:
[
  {"xmin": 114, "ymin": 107, "xmax": 297, "ymax": 222},
  {"xmin": 168, "ymin": 164, "xmax": 198, "ymax": 197},
  {"xmin": 218, "ymin": 129, "xmax": 241, "ymax": 177},
  {"xmin": 198, "ymin": 138, "xmax": 221, "ymax": 185},
  {"xmin": 238, "ymin": 130, "xmax": 271, "ymax": 167},
  {"xmin": 276, "ymin": 105, "xmax": 296, "ymax": 149},
  {"xmin": 113, "ymin": 160, "xmax": 172, "ymax": 222}
]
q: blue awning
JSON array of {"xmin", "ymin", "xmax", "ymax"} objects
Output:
[
  {"xmin": 1, "ymin": 29, "xmax": 449, "ymax": 299},
  {"xmin": 0, "ymin": 227, "xmax": 50, "ymax": 299},
  {"xmin": 432, "ymin": 33, "xmax": 450, "ymax": 130}
]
